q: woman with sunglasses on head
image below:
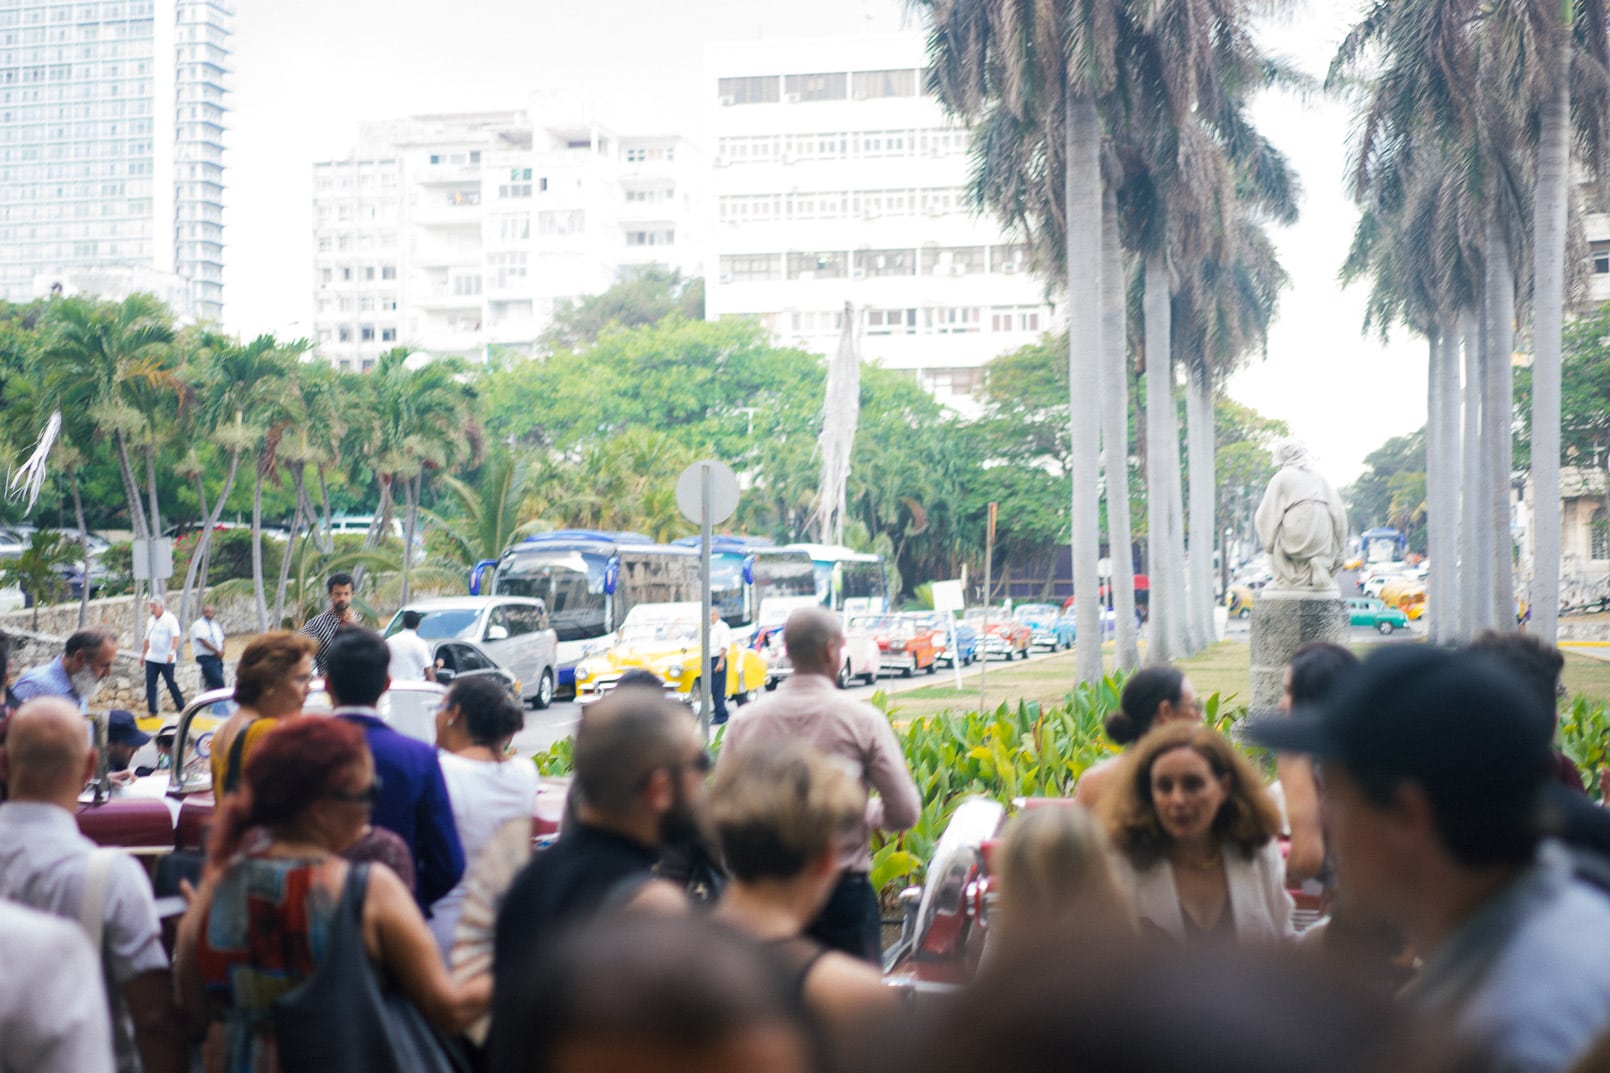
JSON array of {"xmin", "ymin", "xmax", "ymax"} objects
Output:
[
  {"xmin": 175, "ymin": 717, "xmax": 487, "ymax": 1073},
  {"xmin": 429, "ymin": 676, "xmax": 537, "ymax": 956}
]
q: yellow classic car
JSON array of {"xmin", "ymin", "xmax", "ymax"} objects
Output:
[{"xmin": 572, "ymin": 602, "xmax": 768, "ymax": 717}]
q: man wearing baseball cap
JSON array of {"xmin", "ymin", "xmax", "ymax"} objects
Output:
[
  {"xmin": 1247, "ymin": 645, "xmax": 1610, "ymax": 1072},
  {"xmin": 104, "ymin": 710, "xmax": 150, "ymax": 775}
]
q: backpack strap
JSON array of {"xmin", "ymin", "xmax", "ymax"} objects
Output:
[{"xmin": 79, "ymin": 847, "xmax": 119, "ymax": 956}]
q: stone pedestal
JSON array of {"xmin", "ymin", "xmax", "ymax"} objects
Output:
[{"xmin": 1249, "ymin": 593, "xmax": 1348, "ymax": 715}]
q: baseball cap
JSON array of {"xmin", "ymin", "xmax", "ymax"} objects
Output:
[
  {"xmin": 107, "ymin": 709, "xmax": 151, "ymax": 748},
  {"xmin": 1245, "ymin": 644, "xmax": 1553, "ymax": 863}
]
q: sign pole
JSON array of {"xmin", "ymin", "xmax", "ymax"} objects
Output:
[{"xmin": 699, "ymin": 462, "xmax": 714, "ymax": 743}]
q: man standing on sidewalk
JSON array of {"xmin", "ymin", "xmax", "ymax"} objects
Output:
[
  {"xmin": 188, "ymin": 604, "xmax": 225, "ymax": 694},
  {"xmin": 707, "ymin": 605, "xmax": 732, "ymax": 726},
  {"xmin": 299, "ymin": 572, "xmax": 359, "ymax": 675},
  {"xmin": 140, "ymin": 598, "xmax": 184, "ymax": 719},
  {"xmin": 717, "ymin": 606, "xmax": 919, "ymax": 963}
]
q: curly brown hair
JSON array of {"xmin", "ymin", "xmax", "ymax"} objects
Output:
[
  {"xmin": 1099, "ymin": 723, "xmax": 1281, "ymax": 870},
  {"xmin": 232, "ymin": 630, "xmax": 318, "ymax": 707}
]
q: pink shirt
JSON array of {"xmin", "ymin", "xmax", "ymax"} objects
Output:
[{"xmin": 719, "ymin": 672, "xmax": 920, "ymax": 873}]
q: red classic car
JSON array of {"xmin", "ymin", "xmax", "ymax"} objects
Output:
[
  {"xmin": 850, "ymin": 614, "xmax": 940, "ymax": 678},
  {"xmin": 74, "ymin": 683, "xmax": 568, "ymax": 879},
  {"xmin": 962, "ymin": 610, "xmax": 1033, "ymax": 661}
]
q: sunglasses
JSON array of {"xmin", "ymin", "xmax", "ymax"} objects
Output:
[
  {"xmin": 328, "ymin": 773, "xmax": 383, "ymax": 807},
  {"xmin": 636, "ymin": 750, "xmax": 712, "ymax": 789}
]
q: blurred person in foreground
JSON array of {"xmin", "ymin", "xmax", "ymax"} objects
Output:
[
  {"xmin": 488, "ymin": 686, "xmax": 702, "ymax": 1067},
  {"xmin": 0, "ymin": 898, "xmax": 115, "ymax": 1073},
  {"xmin": 1075, "ymin": 664, "xmax": 1202, "ymax": 810},
  {"xmin": 1100, "ymin": 722, "xmax": 1293, "ymax": 945},
  {"xmin": 719, "ymin": 606, "xmax": 919, "ymax": 963},
  {"xmin": 989, "ymin": 803, "xmax": 1133, "ymax": 953},
  {"xmin": 175, "ymin": 717, "xmax": 486, "ymax": 1073},
  {"xmin": 1274, "ymin": 642, "xmax": 1359, "ymax": 885},
  {"xmin": 0, "ymin": 697, "xmax": 184, "ymax": 1073},
  {"xmin": 1249, "ymin": 644, "xmax": 1610, "ymax": 1073},
  {"xmin": 207, "ymin": 631, "xmax": 317, "ymax": 797},
  {"xmin": 708, "ymin": 741, "xmax": 897, "ymax": 1060},
  {"xmin": 430, "ymin": 675, "xmax": 537, "ymax": 956},
  {"xmin": 492, "ymin": 913, "xmax": 816, "ymax": 1073}
]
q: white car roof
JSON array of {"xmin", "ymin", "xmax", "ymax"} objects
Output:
[{"xmin": 402, "ymin": 596, "xmax": 544, "ymax": 611}]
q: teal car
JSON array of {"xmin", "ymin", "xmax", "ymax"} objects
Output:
[{"xmin": 1347, "ymin": 596, "xmax": 1409, "ymax": 635}]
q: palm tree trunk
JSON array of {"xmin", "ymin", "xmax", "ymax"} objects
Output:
[
  {"xmin": 1186, "ymin": 360, "xmax": 1216, "ymax": 649},
  {"xmin": 143, "ymin": 442, "xmax": 164, "ymax": 597},
  {"xmin": 180, "ymin": 450, "xmax": 242, "ymax": 631},
  {"xmin": 1461, "ymin": 308, "xmax": 1490, "ymax": 637},
  {"xmin": 71, "ymin": 476, "xmax": 90, "ymax": 629},
  {"xmin": 273, "ymin": 495, "xmax": 305, "ymax": 628},
  {"xmin": 316, "ymin": 467, "xmax": 334, "ymax": 553},
  {"xmin": 1066, "ymin": 92, "xmax": 1104, "ymax": 684},
  {"xmin": 1485, "ymin": 212, "xmax": 1516, "ymax": 630},
  {"xmin": 401, "ymin": 472, "xmax": 422, "ymax": 607},
  {"xmin": 113, "ymin": 431, "xmax": 149, "ymax": 651},
  {"xmin": 1429, "ymin": 326, "xmax": 1461, "ymax": 642},
  {"xmin": 1530, "ymin": 31, "xmax": 1570, "ymax": 642},
  {"xmin": 179, "ymin": 471, "xmax": 209, "ymax": 631},
  {"xmin": 1101, "ymin": 184, "xmax": 1140, "ymax": 670},
  {"xmin": 251, "ymin": 460, "xmax": 268, "ymax": 630},
  {"xmin": 1143, "ymin": 251, "xmax": 1187, "ymax": 662}
]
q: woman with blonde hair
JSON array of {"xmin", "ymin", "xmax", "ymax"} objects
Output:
[
  {"xmin": 991, "ymin": 803, "xmax": 1133, "ymax": 949},
  {"xmin": 208, "ymin": 631, "xmax": 317, "ymax": 795},
  {"xmin": 1099, "ymin": 722, "xmax": 1292, "ymax": 945},
  {"xmin": 708, "ymin": 741, "xmax": 897, "ymax": 1057}
]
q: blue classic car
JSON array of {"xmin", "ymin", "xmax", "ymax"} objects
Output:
[
  {"xmin": 906, "ymin": 612, "xmax": 978, "ymax": 667},
  {"xmin": 1012, "ymin": 603, "xmax": 1066, "ymax": 650}
]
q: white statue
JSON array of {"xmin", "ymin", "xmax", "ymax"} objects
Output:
[{"xmin": 1255, "ymin": 440, "xmax": 1348, "ymax": 595}]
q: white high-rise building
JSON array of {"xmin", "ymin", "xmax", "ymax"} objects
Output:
[
  {"xmin": 704, "ymin": 34, "xmax": 1056, "ymax": 406},
  {"xmin": 311, "ymin": 95, "xmax": 706, "ymax": 372},
  {"xmin": 0, "ymin": 0, "xmax": 230, "ymax": 321}
]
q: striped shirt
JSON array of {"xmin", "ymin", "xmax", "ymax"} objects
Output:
[{"xmin": 298, "ymin": 608, "xmax": 362, "ymax": 674}]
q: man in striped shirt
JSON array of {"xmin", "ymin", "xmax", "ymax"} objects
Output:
[{"xmin": 298, "ymin": 572, "xmax": 361, "ymax": 675}]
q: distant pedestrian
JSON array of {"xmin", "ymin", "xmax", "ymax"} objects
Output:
[
  {"xmin": 718, "ymin": 606, "xmax": 920, "ymax": 963},
  {"xmin": 298, "ymin": 571, "xmax": 359, "ymax": 675},
  {"xmin": 387, "ymin": 609, "xmax": 436, "ymax": 683},
  {"xmin": 103, "ymin": 710, "xmax": 149, "ymax": 776},
  {"xmin": 708, "ymin": 605, "xmax": 732, "ymax": 725},
  {"xmin": 188, "ymin": 604, "xmax": 226, "ymax": 694},
  {"xmin": 13, "ymin": 628, "xmax": 118, "ymax": 711},
  {"xmin": 141, "ymin": 597, "xmax": 184, "ymax": 718},
  {"xmin": 1074, "ymin": 664, "xmax": 1202, "ymax": 811}
]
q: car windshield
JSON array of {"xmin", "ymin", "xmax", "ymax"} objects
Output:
[
  {"xmin": 1013, "ymin": 604, "xmax": 1057, "ymax": 620},
  {"xmin": 852, "ymin": 615, "xmax": 903, "ymax": 633},
  {"xmin": 388, "ymin": 608, "xmax": 480, "ymax": 641},
  {"xmin": 620, "ymin": 619, "xmax": 700, "ymax": 646}
]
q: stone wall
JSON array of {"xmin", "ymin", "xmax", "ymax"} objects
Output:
[{"xmin": 1, "ymin": 593, "xmax": 259, "ymax": 720}]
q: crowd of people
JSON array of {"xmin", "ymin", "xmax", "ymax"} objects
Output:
[{"xmin": 3, "ymin": 584, "xmax": 1610, "ymax": 1072}]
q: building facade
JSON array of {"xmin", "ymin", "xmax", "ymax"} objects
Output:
[
  {"xmin": 0, "ymin": 0, "xmax": 229, "ymax": 321},
  {"xmin": 311, "ymin": 96, "xmax": 705, "ymax": 371},
  {"xmin": 704, "ymin": 34, "xmax": 1056, "ymax": 407}
]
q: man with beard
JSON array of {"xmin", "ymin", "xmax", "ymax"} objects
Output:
[
  {"xmin": 298, "ymin": 571, "xmax": 360, "ymax": 675},
  {"xmin": 488, "ymin": 686, "xmax": 703, "ymax": 1064},
  {"xmin": 13, "ymin": 628, "xmax": 118, "ymax": 712}
]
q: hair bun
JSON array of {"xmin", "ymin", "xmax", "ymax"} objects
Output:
[{"xmin": 1105, "ymin": 710, "xmax": 1134, "ymax": 745}]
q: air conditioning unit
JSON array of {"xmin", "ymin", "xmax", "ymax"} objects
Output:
[
  {"xmin": 719, "ymin": 95, "xmax": 736, "ymax": 106},
  {"xmin": 852, "ymin": 268, "xmax": 866, "ymax": 279},
  {"xmin": 1002, "ymin": 263, "xmax": 1019, "ymax": 274},
  {"xmin": 784, "ymin": 92, "xmax": 801, "ymax": 103}
]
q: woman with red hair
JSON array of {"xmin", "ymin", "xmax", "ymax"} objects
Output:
[{"xmin": 174, "ymin": 717, "xmax": 487, "ymax": 1072}]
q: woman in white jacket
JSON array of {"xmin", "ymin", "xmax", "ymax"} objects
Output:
[{"xmin": 1099, "ymin": 722, "xmax": 1294, "ymax": 945}]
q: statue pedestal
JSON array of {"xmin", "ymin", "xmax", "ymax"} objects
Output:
[{"xmin": 1249, "ymin": 592, "xmax": 1348, "ymax": 715}]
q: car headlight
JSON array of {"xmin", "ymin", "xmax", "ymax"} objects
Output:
[
  {"xmin": 575, "ymin": 662, "xmax": 591, "ymax": 680},
  {"xmin": 666, "ymin": 662, "xmax": 683, "ymax": 679}
]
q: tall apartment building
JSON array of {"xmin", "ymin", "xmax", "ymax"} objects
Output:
[
  {"xmin": 0, "ymin": 0, "xmax": 229, "ymax": 321},
  {"xmin": 704, "ymin": 34, "xmax": 1055, "ymax": 406},
  {"xmin": 311, "ymin": 96, "xmax": 706, "ymax": 371}
]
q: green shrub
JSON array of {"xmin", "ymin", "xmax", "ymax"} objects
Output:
[{"xmin": 1560, "ymin": 696, "xmax": 1610, "ymax": 798}]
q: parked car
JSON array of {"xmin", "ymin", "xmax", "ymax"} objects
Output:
[
  {"xmin": 906, "ymin": 612, "xmax": 978, "ymax": 667},
  {"xmin": 1051, "ymin": 611, "xmax": 1079, "ymax": 648},
  {"xmin": 572, "ymin": 601, "xmax": 768, "ymax": 717},
  {"xmin": 756, "ymin": 610, "xmax": 880, "ymax": 690},
  {"xmin": 752, "ymin": 596, "xmax": 828, "ymax": 688},
  {"xmin": 74, "ymin": 681, "xmax": 571, "ymax": 868},
  {"xmin": 1011, "ymin": 603, "xmax": 1065, "ymax": 650},
  {"xmin": 1378, "ymin": 579, "xmax": 1427, "ymax": 621},
  {"xmin": 1347, "ymin": 596, "xmax": 1410, "ymax": 634},
  {"xmin": 430, "ymin": 638, "xmax": 521, "ymax": 702},
  {"xmin": 384, "ymin": 596, "xmax": 559, "ymax": 709},
  {"xmin": 850, "ymin": 613, "xmax": 939, "ymax": 677},
  {"xmin": 962, "ymin": 610, "xmax": 1032, "ymax": 660},
  {"xmin": 1226, "ymin": 584, "xmax": 1256, "ymax": 618}
]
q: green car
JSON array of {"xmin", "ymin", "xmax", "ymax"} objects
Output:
[{"xmin": 1347, "ymin": 596, "xmax": 1409, "ymax": 634}]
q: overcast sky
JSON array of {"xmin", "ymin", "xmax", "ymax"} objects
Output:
[{"xmin": 224, "ymin": 0, "xmax": 1420, "ymax": 486}]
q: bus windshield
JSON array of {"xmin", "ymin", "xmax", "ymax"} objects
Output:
[{"xmin": 494, "ymin": 550, "xmax": 608, "ymax": 642}]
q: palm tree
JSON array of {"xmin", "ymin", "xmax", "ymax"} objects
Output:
[
  {"xmin": 0, "ymin": 531, "xmax": 83, "ymax": 631},
  {"xmin": 1101, "ymin": 182, "xmax": 1141, "ymax": 670},
  {"xmin": 426, "ymin": 449, "xmax": 544, "ymax": 568}
]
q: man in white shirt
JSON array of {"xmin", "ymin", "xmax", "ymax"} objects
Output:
[
  {"xmin": 187, "ymin": 604, "xmax": 225, "ymax": 693},
  {"xmin": 0, "ymin": 697, "xmax": 184, "ymax": 1073},
  {"xmin": 0, "ymin": 899, "xmax": 114, "ymax": 1073},
  {"xmin": 386, "ymin": 610, "xmax": 435, "ymax": 683},
  {"xmin": 707, "ymin": 605, "xmax": 733, "ymax": 725},
  {"xmin": 140, "ymin": 597, "xmax": 184, "ymax": 718}
]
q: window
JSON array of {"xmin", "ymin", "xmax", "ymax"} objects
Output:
[
  {"xmin": 788, "ymin": 310, "xmax": 844, "ymax": 335},
  {"xmin": 510, "ymin": 167, "xmax": 532, "ymax": 181},
  {"xmin": 719, "ymin": 253, "xmax": 782, "ymax": 283},
  {"xmin": 991, "ymin": 245, "xmax": 1028, "ymax": 273},
  {"xmin": 1594, "ymin": 241, "xmax": 1610, "ymax": 274},
  {"xmin": 489, "ymin": 251, "xmax": 528, "ymax": 288},
  {"xmin": 497, "ymin": 214, "xmax": 530, "ymax": 241},
  {"xmin": 381, "ymin": 327, "xmax": 396, "ymax": 342},
  {"xmin": 787, "ymin": 251, "xmax": 846, "ymax": 280},
  {"xmin": 922, "ymin": 246, "xmax": 986, "ymax": 276},
  {"xmin": 381, "ymin": 265, "xmax": 396, "ymax": 280},
  {"xmin": 783, "ymin": 72, "xmax": 847, "ymax": 102},
  {"xmin": 853, "ymin": 249, "xmax": 915, "ymax": 278},
  {"xmin": 626, "ymin": 229, "xmax": 674, "ymax": 246},
  {"xmin": 718, "ymin": 75, "xmax": 779, "ymax": 105},
  {"xmin": 865, "ymin": 308, "xmax": 916, "ymax": 335},
  {"xmin": 537, "ymin": 209, "xmax": 584, "ymax": 235},
  {"xmin": 852, "ymin": 69, "xmax": 917, "ymax": 99},
  {"xmin": 991, "ymin": 306, "xmax": 1043, "ymax": 333},
  {"xmin": 498, "ymin": 183, "xmax": 531, "ymax": 199},
  {"xmin": 453, "ymin": 274, "xmax": 482, "ymax": 296},
  {"xmin": 921, "ymin": 366, "xmax": 984, "ymax": 397},
  {"xmin": 1595, "ymin": 507, "xmax": 1610, "ymax": 560},
  {"xmin": 926, "ymin": 306, "xmax": 981, "ymax": 334}
]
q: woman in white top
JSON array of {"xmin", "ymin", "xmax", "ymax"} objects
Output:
[
  {"xmin": 431, "ymin": 676, "xmax": 537, "ymax": 955},
  {"xmin": 1098, "ymin": 722, "xmax": 1293, "ymax": 946}
]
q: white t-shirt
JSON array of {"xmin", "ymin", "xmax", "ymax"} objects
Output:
[
  {"xmin": 430, "ymin": 752, "xmax": 539, "ymax": 955},
  {"xmin": 188, "ymin": 616, "xmax": 224, "ymax": 660},
  {"xmin": 386, "ymin": 629, "xmax": 434, "ymax": 682},
  {"xmin": 144, "ymin": 612, "xmax": 182, "ymax": 663}
]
